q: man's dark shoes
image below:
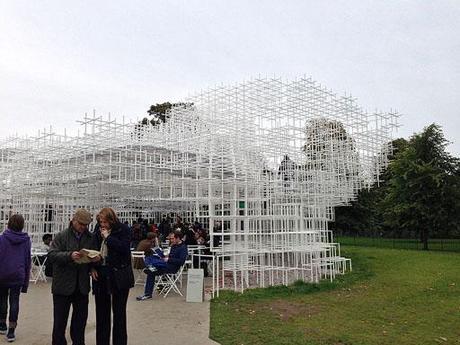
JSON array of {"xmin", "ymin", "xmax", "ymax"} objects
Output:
[
  {"xmin": 0, "ymin": 322, "xmax": 6, "ymax": 335},
  {"xmin": 6, "ymin": 328, "xmax": 15, "ymax": 342}
]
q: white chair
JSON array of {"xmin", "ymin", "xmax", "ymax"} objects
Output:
[
  {"xmin": 131, "ymin": 251, "xmax": 146, "ymax": 285},
  {"xmin": 30, "ymin": 251, "xmax": 48, "ymax": 284},
  {"xmin": 155, "ymin": 264, "xmax": 185, "ymax": 298}
]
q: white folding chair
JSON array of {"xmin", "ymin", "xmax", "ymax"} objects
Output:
[
  {"xmin": 30, "ymin": 251, "xmax": 48, "ymax": 284},
  {"xmin": 131, "ymin": 251, "xmax": 146, "ymax": 285},
  {"xmin": 155, "ymin": 264, "xmax": 185, "ymax": 298}
]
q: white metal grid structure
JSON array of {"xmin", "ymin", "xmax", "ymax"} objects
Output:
[{"xmin": 0, "ymin": 77, "xmax": 398, "ymax": 293}]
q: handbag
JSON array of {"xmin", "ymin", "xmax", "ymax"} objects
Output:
[{"xmin": 112, "ymin": 264, "xmax": 135, "ymax": 290}]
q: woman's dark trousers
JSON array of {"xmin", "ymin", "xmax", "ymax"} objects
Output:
[
  {"xmin": 0, "ymin": 285, "xmax": 21, "ymax": 327},
  {"xmin": 95, "ymin": 289, "xmax": 129, "ymax": 345},
  {"xmin": 52, "ymin": 291, "xmax": 88, "ymax": 345}
]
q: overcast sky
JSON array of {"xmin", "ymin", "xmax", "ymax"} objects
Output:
[{"xmin": 1, "ymin": 0, "xmax": 459, "ymax": 155}]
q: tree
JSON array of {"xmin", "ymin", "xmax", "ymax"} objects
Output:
[
  {"xmin": 278, "ymin": 154, "xmax": 296, "ymax": 181},
  {"xmin": 382, "ymin": 123, "xmax": 460, "ymax": 249},
  {"xmin": 331, "ymin": 138, "xmax": 408, "ymax": 237},
  {"xmin": 131, "ymin": 102, "xmax": 194, "ymax": 139},
  {"xmin": 303, "ymin": 118, "xmax": 355, "ymax": 171},
  {"xmin": 332, "ymin": 187, "xmax": 380, "ymax": 236},
  {"xmin": 146, "ymin": 102, "xmax": 194, "ymax": 127}
]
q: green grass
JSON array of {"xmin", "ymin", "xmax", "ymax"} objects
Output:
[
  {"xmin": 335, "ymin": 236, "xmax": 460, "ymax": 252},
  {"xmin": 210, "ymin": 246, "xmax": 460, "ymax": 345}
]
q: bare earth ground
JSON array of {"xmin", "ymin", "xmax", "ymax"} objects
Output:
[{"xmin": 9, "ymin": 279, "xmax": 220, "ymax": 345}]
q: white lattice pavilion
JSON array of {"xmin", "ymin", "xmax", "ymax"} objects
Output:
[{"xmin": 0, "ymin": 77, "xmax": 398, "ymax": 293}]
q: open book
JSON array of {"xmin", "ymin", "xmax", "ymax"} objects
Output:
[
  {"xmin": 75, "ymin": 248, "xmax": 101, "ymax": 264},
  {"xmin": 152, "ymin": 247, "xmax": 165, "ymax": 258}
]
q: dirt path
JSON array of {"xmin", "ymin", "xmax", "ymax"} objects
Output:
[{"xmin": 10, "ymin": 281, "xmax": 219, "ymax": 345}]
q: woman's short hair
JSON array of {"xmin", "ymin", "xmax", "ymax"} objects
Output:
[
  {"xmin": 8, "ymin": 214, "xmax": 25, "ymax": 232},
  {"xmin": 97, "ymin": 207, "xmax": 120, "ymax": 226}
]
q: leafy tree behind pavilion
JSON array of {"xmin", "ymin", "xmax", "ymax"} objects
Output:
[
  {"xmin": 132, "ymin": 102, "xmax": 194, "ymax": 138},
  {"xmin": 382, "ymin": 123, "xmax": 460, "ymax": 249},
  {"xmin": 332, "ymin": 123, "xmax": 460, "ymax": 249},
  {"xmin": 332, "ymin": 138, "xmax": 408, "ymax": 237}
]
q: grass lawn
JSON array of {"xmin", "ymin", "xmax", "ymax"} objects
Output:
[{"xmin": 210, "ymin": 246, "xmax": 460, "ymax": 345}]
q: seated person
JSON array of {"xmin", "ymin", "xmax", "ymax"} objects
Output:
[
  {"xmin": 33, "ymin": 234, "xmax": 53, "ymax": 277},
  {"xmin": 42, "ymin": 233, "xmax": 53, "ymax": 248},
  {"xmin": 133, "ymin": 232, "xmax": 159, "ymax": 269},
  {"xmin": 130, "ymin": 221, "xmax": 143, "ymax": 249},
  {"xmin": 195, "ymin": 229, "xmax": 206, "ymax": 245},
  {"xmin": 136, "ymin": 230, "xmax": 188, "ymax": 301},
  {"xmin": 183, "ymin": 225, "xmax": 197, "ymax": 246},
  {"xmin": 192, "ymin": 229, "xmax": 213, "ymax": 277}
]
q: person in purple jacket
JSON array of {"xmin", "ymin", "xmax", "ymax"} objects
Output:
[{"xmin": 0, "ymin": 214, "xmax": 31, "ymax": 343}]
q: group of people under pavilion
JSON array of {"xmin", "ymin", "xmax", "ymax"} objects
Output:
[{"xmin": 0, "ymin": 208, "xmax": 216, "ymax": 344}]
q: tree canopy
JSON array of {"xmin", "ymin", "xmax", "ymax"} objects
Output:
[
  {"xmin": 131, "ymin": 101, "xmax": 194, "ymax": 139},
  {"xmin": 332, "ymin": 123, "xmax": 460, "ymax": 249},
  {"xmin": 146, "ymin": 102, "xmax": 194, "ymax": 127},
  {"xmin": 383, "ymin": 123, "xmax": 460, "ymax": 249}
]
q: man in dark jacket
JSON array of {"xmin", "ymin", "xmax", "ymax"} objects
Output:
[
  {"xmin": 136, "ymin": 230, "xmax": 188, "ymax": 300},
  {"xmin": 48, "ymin": 209, "xmax": 98, "ymax": 345}
]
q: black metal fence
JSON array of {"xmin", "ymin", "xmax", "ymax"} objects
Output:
[{"xmin": 335, "ymin": 236, "xmax": 460, "ymax": 252}]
